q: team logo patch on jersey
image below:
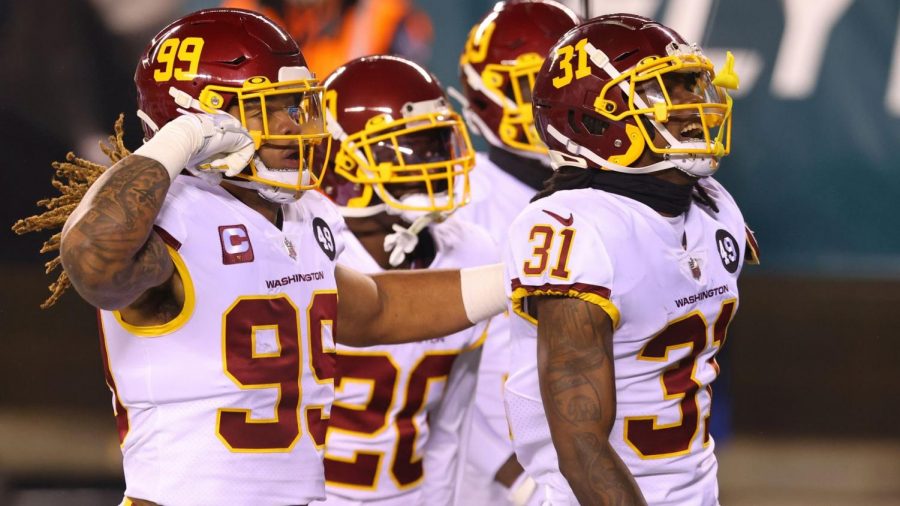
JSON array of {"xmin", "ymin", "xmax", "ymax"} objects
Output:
[
  {"xmin": 715, "ymin": 229, "xmax": 740, "ymax": 273},
  {"xmin": 283, "ymin": 237, "xmax": 297, "ymax": 260},
  {"xmin": 312, "ymin": 217, "xmax": 336, "ymax": 260},
  {"xmin": 688, "ymin": 257, "xmax": 702, "ymax": 280},
  {"xmin": 219, "ymin": 225, "xmax": 255, "ymax": 264}
]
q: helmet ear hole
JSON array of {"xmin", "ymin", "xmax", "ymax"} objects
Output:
[
  {"xmin": 567, "ymin": 109, "xmax": 581, "ymax": 134},
  {"xmin": 581, "ymin": 113, "xmax": 608, "ymax": 136}
]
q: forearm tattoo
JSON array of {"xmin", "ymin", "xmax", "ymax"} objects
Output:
[
  {"xmin": 539, "ymin": 298, "xmax": 645, "ymax": 506},
  {"xmin": 62, "ymin": 156, "xmax": 174, "ymax": 307}
]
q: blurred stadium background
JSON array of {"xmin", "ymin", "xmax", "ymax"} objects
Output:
[{"xmin": 1, "ymin": 0, "xmax": 898, "ymax": 504}]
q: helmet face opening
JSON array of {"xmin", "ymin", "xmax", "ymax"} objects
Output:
[
  {"xmin": 211, "ymin": 76, "xmax": 332, "ymax": 192},
  {"xmin": 320, "ymin": 55, "xmax": 475, "ymax": 216},
  {"xmin": 337, "ymin": 110, "xmax": 474, "ymax": 212},
  {"xmin": 459, "ymin": 0, "xmax": 581, "ymax": 157},
  {"xmin": 478, "ymin": 53, "xmax": 546, "ymax": 154},
  {"xmin": 610, "ymin": 52, "xmax": 732, "ymax": 159}
]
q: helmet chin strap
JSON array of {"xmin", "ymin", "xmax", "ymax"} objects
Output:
[
  {"xmin": 666, "ymin": 150, "xmax": 718, "ymax": 177},
  {"xmin": 545, "ymin": 124, "xmax": 717, "ymax": 177},
  {"xmin": 383, "ymin": 213, "xmax": 435, "ymax": 267},
  {"xmin": 225, "ymin": 156, "xmax": 308, "ymax": 204}
]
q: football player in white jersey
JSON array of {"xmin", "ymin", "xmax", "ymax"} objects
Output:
[
  {"xmin": 504, "ymin": 14, "xmax": 759, "ymax": 506},
  {"xmin": 313, "ymin": 55, "xmax": 494, "ymax": 506},
  {"xmin": 451, "ymin": 2, "xmax": 580, "ymax": 505},
  {"xmin": 52, "ymin": 9, "xmax": 506, "ymax": 506}
]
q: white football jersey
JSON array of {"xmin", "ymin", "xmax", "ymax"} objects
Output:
[
  {"xmin": 319, "ymin": 217, "xmax": 495, "ymax": 505},
  {"xmin": 505, "ymin": 179, "xmax": 748, "ymax": 506},
  {"xmin": 98, "ymin": 178, "xmax": 345, "ymax": 506},
  {"xmin": 453, "ymin": 151, "xmax": 540, "ymax": 505}
]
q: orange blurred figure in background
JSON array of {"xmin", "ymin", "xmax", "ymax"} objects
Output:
[{"xmin": 222, "ymin": 0, "xmax": 434, "ymax": 76}]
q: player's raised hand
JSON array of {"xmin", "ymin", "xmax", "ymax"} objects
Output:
[
  {"xmin": 186, "ymin": 112, "xmax": 256, "ymax": 177},
  {"xmin": 134, "ymin": 111, "xmax": 255, "ymax": 180}
]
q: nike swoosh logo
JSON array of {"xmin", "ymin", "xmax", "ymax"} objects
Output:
[{"xmin": 542, "ymin": 209, "xmax": 574, "ymax": 226}]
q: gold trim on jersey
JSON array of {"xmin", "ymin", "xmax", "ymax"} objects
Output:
[
  {"xmin": 462, "ymin": 318, "xmax": 492, "ymax": 352},
  {"xmin": 704, "ymin": 297, "xmax": 737, "ymax": 449},
  {"xmin": 548, "ymin": 228, "xmax": 577, "ymax": 281},
  {"xmin": 324, "ymin": 449, "xmax": 386, "ymax": 491},
  {"xmin": 745, "ymin": 225, "xmax": 761, "ymax": 265},
  {"xmin": 307, "ymin": 290, "xmax": 337, "ymax": 387},
  {"xmin": 305, "ymin": 289, "xmax": 339, "ymax": 450},
  {"xmin": 99, "ymin": 317, "xmax": 131, "ymax": 449},
  {"xmin": 324, "ymin": 350, "xmax": 401, "ymax": 491},
  {"xmin": 251, "ymin": 324, "xmax": 282, "ymax": 358},
  {"xmin": 329, "ymin": 351, "xmax": 400, "ymax": 433},
  {"xmin": 511, "ymin": 286, "xmax": 621, "ymax": 329},
  {"xmin": 623, "ymin": 309, "xmax": 708, "ymax": 460},
  {"xmin": 217, "ymin": 294, "xmax": 303, "ymax": 454},
  {"xmin": 389, "ymin": 350, "xmax": 458, "ymax": 491},
  {"xmin": 113, "ymin": 245, "xmax": 195, "ymax": 337}
]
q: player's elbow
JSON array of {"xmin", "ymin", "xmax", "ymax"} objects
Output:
[
  {"xmin": 60, "ymin": 236, "xmax": 134, "ymax": 310},
  {"xmin": 64, "ymin": 267, "xmax": 133, "ymax": 310},
  {"xmin": 334, "ymin": 318, "xmax": 390, "ymax": 347}
]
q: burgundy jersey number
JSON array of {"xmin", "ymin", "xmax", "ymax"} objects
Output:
[
  {"xmin": 325, "ymin": 351, "xmax": 458, "ymax": 490},
  {"xmin": 624, "ymin": 300, "xmax": 736, "ymax": 458},
  {"xmin": 217, "ymin": 292, "xmax": 336, "ymax": 452}
]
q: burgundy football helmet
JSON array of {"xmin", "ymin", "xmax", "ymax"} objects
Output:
[
  {"xmin": 531, "ymin": 14, "xmax": 738, "ymax": 177},
  {"xmin": 458, "ymin": 0, "xmax": 580, "ymax": 158},
  {"xmin": 319, "ymin": 55, "xmax": 474, "ymax": 216},
  {"xmin": 134, "ymin": 8, "xmax": 331, "ymax": 200}
]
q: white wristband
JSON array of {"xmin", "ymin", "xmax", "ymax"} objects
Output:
[
  {"xmin": 133, "ymin": 115, "xmax": 204, "ymax": 181},
  {"xmin": 507, "ymin": 472, "xmax": 537, "ymax": 506},
  {"xmin": 459, "ymin": 263, "xmax": 507, "ymax": 324}
]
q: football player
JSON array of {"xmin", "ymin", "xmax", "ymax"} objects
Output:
[
  {"xmin": 313, "ymin": 55, "xmax": 493, "ymax": 505},
  {"xmin": 52, "ymin": 9, "xmax": 505, "ymax": 506},
  {"xmin": 451, "ymin": 2, "xmax": 580, "ymax": 504},
  {"xmin": 504, "ymin": 14, "xmax": 758, "ymax": 505}
]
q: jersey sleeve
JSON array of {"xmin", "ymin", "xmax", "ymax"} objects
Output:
[
  {"xmin": 744, "ymin": 224, "xmax": 760, "ymax": 265},
  {"xmin": 698, "ymin": 177, "xmax": 758, "ymax": 267},
  {"xmin": 152, "ymin": 181, "xmax": 194, "ymax": 247},
  {"xmin": 505, "ymin": 202, "xmax": 621, "ymax": 327}
]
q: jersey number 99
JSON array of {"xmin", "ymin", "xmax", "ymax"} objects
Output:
[{"xmin": 217, "ymin": 292, "xmax": 336, "ymax": 452}]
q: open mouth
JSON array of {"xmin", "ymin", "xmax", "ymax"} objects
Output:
[{"xmin": 679, "ymin": 122, "xmax": 704, "ymax": 140}]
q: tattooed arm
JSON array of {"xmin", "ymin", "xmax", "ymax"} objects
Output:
[
  {"xmin": 60, "ymin": 155, "xmax": 175, "ymax": 312},
  {"xmin": 59, "ymin": 112, "xmax": 253, "ymax": 315},
  {"xmin": 534, "ymin": 296, "xmax": 646, "ymax": 506}
]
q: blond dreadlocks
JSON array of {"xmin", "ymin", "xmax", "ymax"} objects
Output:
[{"xmin": 12, "ymin": 114, "xmax": 132, "ymax": 308}]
